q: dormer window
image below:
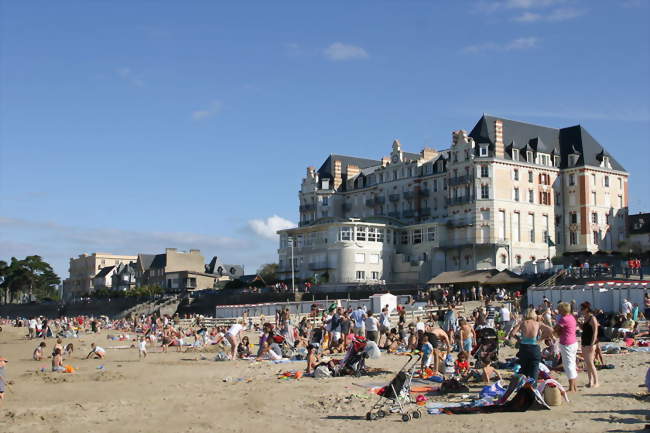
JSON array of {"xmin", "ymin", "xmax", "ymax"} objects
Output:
[
  {"xmin": 553, "ymin": 156, "xmax": 560, "ymax": 167},
  {"xmin": 479, "ymin": 145, "xmax": 488, "ymax": 157},
  {"xmin": 512, "ymin": 149, "xmax": 519, "ymax": 161},
  {"xmin": 526, "ymin": 151, "xmax": 533, "ymax": 163},
  {"xmin": 569, "ymin": 154, "xmax": 579, "ymax": 167},
  {"xmin": 321, "ymin": 179, "xmax": 330, "ymax": 190},
  {"xmin": 601, "ymin": 156, "xmax": 611, "ymax": 169}
]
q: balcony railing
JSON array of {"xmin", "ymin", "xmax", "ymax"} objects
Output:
[
  {"xmin": 447, "ymin": 196, "xmax": 472, "ymax": 206},
  {"xmin": 448, "ymin": 175, "xmax": 472, "ymax": 186},
  {"xmin": 403, "ymin": 209, "xmax": 415, "ymax": 218},
  {"xmin": 365, "ymin": 199, "xmax": 375, "ymax": 207},
  {"xmin": 403, "ymin": 191, "xmax": 415, "ymax": 200},
  {"xmin": 300, "ymin": 204, "xmax": 315, "ymax": 212},
  {"xmin": 419, "ymin": 208, "xmax": 431, "ymax": 217},
  {"xmin": 418, "ymin": 188, "xmax": 430, "ymax": 197},
  {"xmin": 375, "ymin": 196, "xmax": 385, "ymax": 205},
  {"xmin": 388, "ymin": 211, "xmax": 400, "ymax": 218},
  {"xmin": 342, "ymin": 203, "xmax": 352, "ymax": 212},
  {"xmin": 389, "ymin": 194, "xmax": 400, "ymax": 202},
  {"xmin": 308, "ymin": 262, "xmax": 333, "ymax": 270}
]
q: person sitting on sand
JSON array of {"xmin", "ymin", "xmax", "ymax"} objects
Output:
[
  {"xmin": 33, "ymin": 342, "xmax": 47, "ymax": 361},
  {"xmin": 305, "ymin": 344, "xmax": 320, "ymax": 375},
  {"xmin": 237, "ymin": 336, "xmax": 251, "ymax": 358},
  {"xmin": 53, "ymin": 338, "xmax": 64, "ymax": 356},
  {"xmin": 52, "ymin": 348, "xmax": 64, "ymax": 372},
  {"xmin": 63, "ymin": 343, "xmax": 74, "ymax": 359},
  {"xmin": 455, "ymin": 351, "xmax": 471, "ymax": 378},
  {"xmin": 86, "ymin": 343, "xmax": 106, "ymax": 359},
  {"xmin": 475, "ymin": 358, "xmax": 501, "ymax": 384}
]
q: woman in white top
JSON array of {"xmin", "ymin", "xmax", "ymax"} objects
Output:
[
  {"xmin": 225, "ymin": 322, "xmax": 244, "ymax": 360},
  {"xmin": 365, "ymin": 313, "xmax": 380, "ymax": 344}
]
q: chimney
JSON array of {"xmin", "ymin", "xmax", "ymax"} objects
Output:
[
  {"xmin": 452, "ymin": 130, "xmax": 468, "ymax": 146},
  {"xmin": 306, "ymin": 166, "xmax": 315, "ymax": 178},
  {"xmin": 189, "ymin": 249, "xmax": 200, "ymax": 254},
  {"xmin": 165, "ymin": 248, "xmax": 177, "ymax": 253},
  {"xmin": 346, "ymin": 164, "xmax": 360, "ymax": 178},
  {"xmin": 494, "ymin": 119, "xmax": 504, "ymax": 158},
  {"xmin": 420, "ymin": 147, "xmax": 438, "ymax": 161},
  {"xmin": 333, "ymin": 159, "xmax": 343, "ymax": 189}
]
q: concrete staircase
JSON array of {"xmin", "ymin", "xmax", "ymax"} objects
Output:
[{"xmin": 116, "ymin": 295, "xmax": 181, "ymax": 319}]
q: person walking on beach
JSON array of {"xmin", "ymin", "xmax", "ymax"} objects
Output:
[
  {"xmin": 556, "ymin": 302, "xmax": 578, "ymax": 392},
  {"xmin": 511, "ymin": 308, "xmax": 554, "ymax": 382},
  {"xmin": 580, "ymin": 302, "xmax": 600, "ymax": 388},
  {"xmin": 0, "ymin": 357, "xmax": 8, "ymax": 405},
  {"xmin": 225, "ymin": 321, "xmax": 245, "ymax": 360}
]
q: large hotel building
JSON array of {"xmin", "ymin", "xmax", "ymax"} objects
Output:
[{"xmin": 277, "ymin": 115, "xmax": 629, "ymax": 285}]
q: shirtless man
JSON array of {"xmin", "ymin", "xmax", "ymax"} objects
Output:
[{"xmin": 459, "ymin": 319, "xmax": 476, "ymax": 353}]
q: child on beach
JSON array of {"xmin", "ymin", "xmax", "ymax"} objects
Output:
[
  {"xmin": 33, "ymin": 342, "xmax": 47, "ymax": 361},
  {"xmin": 421, "ymin": 335, "xmax": 433, "ymax": 370},
  {"xmin": 52, "ymin": 348, "xmax": 64, "ymax": 372},
  {"xmin": 138, "ymin": 337, "xmax": 147, "ymax": 360},
  {"xmin": 454, "ymin": 351, "xmax": 470, "ymax": 377},
  {"xmin": 0, "ymin": 357, "xmax": 8, "ymax": 405},
  {"xmin": 237, "ymin": 336, "xmax": 251, "ymax": 358},
  {"xmin": 63, "ymin": 343, "xmax": 74, "ymax": 359},
  {"xmin": 86, "ymin": 343, "xmax": 106, "ymax": 359}
]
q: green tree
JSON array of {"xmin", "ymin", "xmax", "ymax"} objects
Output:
[
  {"xmin": 1, "ymin": 256, "xmax": 61, "ymax": 303},
  {"xmin": 258, "ymin": 263, "xmax": 278, "ymax": 284}
]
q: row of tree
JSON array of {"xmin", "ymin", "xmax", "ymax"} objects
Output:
[{"xmin": 0, "ymin": 255, "xmax": 61, "ymax": 304}]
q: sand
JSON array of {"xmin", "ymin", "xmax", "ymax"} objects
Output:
[{"xmin": 1, "ymin": 324, "xmax": 648, "ymax": 433}]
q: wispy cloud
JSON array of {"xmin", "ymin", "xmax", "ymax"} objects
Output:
[
  {"xmin": 323, "ymin": 42, "xmax": 369, "ymax": 61},
  {"xmin": 115, "ymin": 67, "xmax": 144, "ymax": 87},
  {"xmin": 191, "ymin": 100, "xmax": 222, "ymax": 121},
  {"xmin": 284, "ymin": 42, "xmax": 302, "ymax": 57},
  {"xmin": 622, "ymin": 0, "xmax": 644, "ymax": 7},
  {"xmin": 476, "ymin": 0, "xmax": 565, "ymax": 12},
  {"xmin": 513, "ymin": 7, "xmax": 585, "ymax": 21},
  {"xmin": 247, "ymin": 215, "xmax": 295, "ymax": 241},
  {"xmin": 462, "ymin": 36, "xmax": 539, "ymax": 54}
]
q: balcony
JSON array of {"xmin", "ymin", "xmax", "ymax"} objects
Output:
[
  {"xmin": 375, "ymin": 196, "xmax": 385, "ymax": 205},
  {"xmin": 402, "ymin": 209, "xmax": 416, "ymax": 218},
  {"xmin": 448, "ymin": 175, "xmax": 472, "ymax": 186},
  {"xmin": 403, "ymin": 191, "xmax": 416, "ymax": 200},
  {"xmin": 389, "ymin": 194, "xmax": 400, "ymax": 202},
  {"xmin": 300, "ymin": 204, "xmax": 315, "ymax": 212},
  {"xmin": 419, "ymin": 208, "xmax": 431, "ymax": 217},
  {"xmin": 418, "ymin": 189, "xmax": 430, "ymax": 197},
  {"xmin": 448, "ymin": 196, "xmax": 472, "ymax": 206},
  {"xmin": 388, "ymin": 211, "xmax": 401, "ymax": 218},
  {"xmin": 342, "ymin": 203, "xmax": 352, "ymax": 212},
  {"xmin": 365, "ymin": 199, "xmax": 375, "ymax": 207},
  {"xmin": 308, "ymin": 262, "xmax": 333, "ymax": 271}
]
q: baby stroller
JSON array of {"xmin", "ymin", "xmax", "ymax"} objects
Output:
[
  {"xmin": 472, "ymin": 327, "xmax": 499, "ymax": 368},
  {"xmin": 337, "ymin": 336, "xmax": 369, "ymax": 377},
  {"xmin": 365, "ymin": 353, "xmax": 422, "ymax": 422}
]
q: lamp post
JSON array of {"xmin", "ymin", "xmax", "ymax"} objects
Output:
[{"xmin": 288, "ymin": 237, "xmax": 295, "ymax": 293}]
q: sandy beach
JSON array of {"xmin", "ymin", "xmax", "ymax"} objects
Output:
[{"xmin": 1, "ymin": 323, "xmax": 648, "ymax": 433}]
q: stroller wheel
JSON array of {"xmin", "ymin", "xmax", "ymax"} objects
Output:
[
  {"xmin": 377, "ymin": 409, "xmax": 386, "ymax": 418},
  {"xmin": 401, "ymin": 413, "xmax": 411, "ymax": 422},
  {"xmin": 366, "ymin": 411, "xmax": 377, "ymax": 421},
  {"xmin": 412, "ymin": 410, "xmax": 421, "ymax": 419}
]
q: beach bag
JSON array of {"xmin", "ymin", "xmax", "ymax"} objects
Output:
[
  {"xmin": 543, "ymin": 385, "xmax": 562, "ymax": 406},
  {"xmin": 314, "ymin": 365, "xmax": 332, "ymax": 378}
]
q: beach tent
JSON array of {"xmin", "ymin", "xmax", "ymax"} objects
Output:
[
  {"xmin": 426, "ymin": 270, "xmax": 498, "ymax": 286},
  {"xmin": 483, "ymin": 270, "xmax": 530, "ymax": 286}
]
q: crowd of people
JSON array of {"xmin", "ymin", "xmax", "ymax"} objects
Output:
[{"xmin": 0, "ymin": 288, "xmax": 648, "ymax": 407}]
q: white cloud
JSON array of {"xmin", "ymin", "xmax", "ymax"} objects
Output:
[
  {"xmin": 462, "ymin": 37, "xmax": 539, "ymax": 53},
  {"xmin": 247, "ymin": 215, "xmax": 296, "ymax": 240},
  {"xmin": 476, "ymin": 0, "xmax": 564, "ymax": 11},
  {"xmin": 191, "ymin": 100, "xmax": 222, "ymax": 121},
  {"xmin": 513, "ymin": 7, "xmax": 585, "ymax": 21},
  {"xmin": 115, "ymin": 67, "xmax": 144, "ymax": 87},
  {"xmin": 323, "ymin": 42, "xmax": 369, "ymax": 61}
]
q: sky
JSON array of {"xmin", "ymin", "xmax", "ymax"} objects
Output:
[{"xmin": 1, "ymin": 0, "xmax": 649, "ymax": 280}]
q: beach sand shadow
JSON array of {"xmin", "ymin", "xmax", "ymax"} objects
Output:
[{"xmin": 323, "ymin": 415, "xmax": 366, "ymax": 421}]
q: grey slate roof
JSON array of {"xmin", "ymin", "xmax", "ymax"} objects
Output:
[
  {"xmin": 150, "ymin": 254, "xmax": 166, "ymax": 269},
  {"xmin": 469, "ymin": 114, "xmax": 625, "ymax": 171},
  {"xmin": 94, "ymin": 266, "xmax": 115, "ymax": 279},
  {"xmin": 317, "ymin": 154, "xmax": 380, "ymax": 178},
  {"xmin": 137, "ymin": 254, "xmax": 156, "ymax": 271}
]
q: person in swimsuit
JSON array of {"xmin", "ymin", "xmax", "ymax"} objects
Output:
[
  {"xmin": 459, "ymin": 319, "xmax": 475, "ymax": 353},
  {"xmin": 510, "ymin": 308, "xmax": 554, "ymax": 382},
  {"xmin": 580, "ymin": 302, "xmax": 600, "ymax": 388}
]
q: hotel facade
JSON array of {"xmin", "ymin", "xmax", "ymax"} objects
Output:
[{"xmin": 277, "ymin": 115, "xmax": 629, "ymax": 285}]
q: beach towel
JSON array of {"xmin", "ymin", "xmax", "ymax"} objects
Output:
[{"xmin": 444, "ymin": 383, "xmax": 549, "ymax": 414}]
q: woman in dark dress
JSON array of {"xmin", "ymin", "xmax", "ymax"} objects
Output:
[{"xmin": 580, "ymin": 302, "xmax": 600, "ymax": 388}]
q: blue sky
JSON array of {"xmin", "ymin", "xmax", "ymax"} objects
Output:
[{"xmin": 1, "ymin": 0, "xmax": 648, "ymax": 279}]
